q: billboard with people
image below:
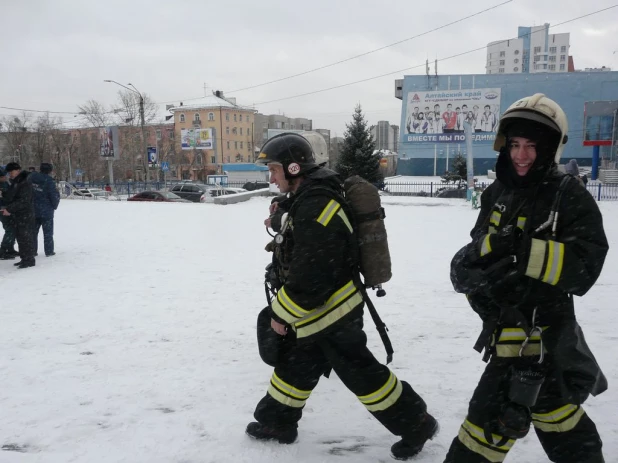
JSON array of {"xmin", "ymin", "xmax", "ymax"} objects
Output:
[
  {"xmin": 403, "ymin": 88, "xmax": 501, "ymax": 143},
  {"xmin": 181, "ymin": 128, "xmax": 214, "ymax": 150},
  {"xmin": 99, "ymin": 126, "xmax": 120, "ymax": 160}
]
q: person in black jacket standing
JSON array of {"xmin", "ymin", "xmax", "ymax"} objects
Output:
[
  {"xmin": 444, "ymin": 94, "xmax": 609, "ymax": 463},
  {"xmin": 29, "ymin": 162, "xmax": 60, "ymax": 257},
  {"xmin": 0, "ymin": 168, "xmax": 18, "ymax": 259},
  {"xmin": 1, "ymin": 162, "xmax": 36, "ymax": 268},
  {"xmin": 245, "ymin": 133, "xmax": 438, "ymax": 461}
]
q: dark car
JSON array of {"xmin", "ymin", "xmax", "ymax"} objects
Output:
[
  {"xmin": 128, "ymin": 191, "xmax": 191, "ymax": 203},
  {"xmin": 242, "ymin": 180, "xmax": 269, "ymax": 191},
  {"xmin": 169, "ymin": 183, "xmax": 214, "ymax": 202}
]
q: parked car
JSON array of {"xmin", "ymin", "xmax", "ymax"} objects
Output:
[
  {"xmin": 73, "ymin": 188, "xmax": 118, "ymax": 200},
  {"xmin": 200, "ymin": 187, "xmax": 247, "ymax": 203},
  {"xmin": 169, "ymin": 183, "xmax": 215, "ymax": 202},
  {"xmin": 242, "ymin": 180, "xmax": 269, "ymax": 191},
  {"xmin": 128, "ymin": 191, "xmax": 191, "ymax": 203}
]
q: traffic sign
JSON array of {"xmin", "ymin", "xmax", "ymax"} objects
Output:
[
  {"xmin": 75, "ymin": 169, "xmax": 84, "ymax": 176},
  {"xmin": 161, "ymin": 162, "xmax": 170, "ymax": 172}
]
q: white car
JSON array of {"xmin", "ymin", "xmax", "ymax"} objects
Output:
[
  {"xmin": 73, "ymin": 188, "xmax": 118, "ymax": 200},
  {"xmin": 200, "ymin": 187, "xmax": 247, "ymax": 203}
]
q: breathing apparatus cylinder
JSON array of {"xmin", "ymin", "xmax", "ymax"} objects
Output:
[{"xmin": 343, "ymin": 175, "xmax": 392, "ymax": 287}]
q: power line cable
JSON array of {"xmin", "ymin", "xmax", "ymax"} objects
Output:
[{"xmin": 252, "ymin": 5, "xmax": 618, "ymax": 106}]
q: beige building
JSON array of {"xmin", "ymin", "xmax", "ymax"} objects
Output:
[{"xmin": 169, "ymin": 91, "xmax": 257, "ymax": 179}]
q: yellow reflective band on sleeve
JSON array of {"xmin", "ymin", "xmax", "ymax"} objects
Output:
[
  {"xmin": 337, "ymin": 209, "xmax": 353, "ymax": 233},
  {"xmin": 458, "ymin": 419, "xmax": 514, "ymax": 462},
  {"xmin": 316, "ymin": 199, "xmax": 341, "ymax": 227},
  {"xmin": 357, "ymin": 372, "xmax": 403, "ymax": 412},
  {"xmin": 532, "ymin": 405, "xmax": 584, "ymax": 433},
  {"xmin": 525, "ymin": 238, "xmax": 547, "ymax": 280},
  {"xmin": 490, "ymin": 211, "xmax": 501, "ymax": 227},
  {"xmin": 293, "ymin": 281, "xmax": 363, "ymax": 339},
  {"xmin": 488, "ymin": 226, "xmax": 497, "ymax": 234},
  {"xmin": 542, "ymin": 240, "xmax": 564, "ymax": 285},
  {"xmin": 480, "ymin": 234, "xmax": 493, "ymax": 257},
  {"xmin": 271, "ymin": 286, "xmax": 310, "ymax": 324},
  {"xmin": 516, "ymin": 217, "xmax": 527, "ymax": 230}
]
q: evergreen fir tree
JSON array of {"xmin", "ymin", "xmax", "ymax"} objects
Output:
[
  {"xmin": 441, "ymin": 153, "xmax": 467, "ymax": 187},
  {"xmin": 335, "ymin": 105, "xmax": 382, "ymax": 183}
]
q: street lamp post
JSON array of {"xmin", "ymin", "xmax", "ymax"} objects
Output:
[{"xmin": 103, "ymin": 79, "xmax": 149, "ymax": 184}]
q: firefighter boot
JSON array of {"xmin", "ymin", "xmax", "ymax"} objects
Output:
[
  {"xmin": 245, "ymin": 422, "xmax": 298, "ymax": 444},
  {"xmin": 391, "ymin": 413, "xmax": 439, "ymax": 460}
]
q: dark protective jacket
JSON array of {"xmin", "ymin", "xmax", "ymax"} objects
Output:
[
  {"xmin": 451, "ymin": 165, "xmax": 609, "ymax": 401},
  {"xmin": 29, "ymin": 172, "xmax": 60, "ymax": 219},
  {"xmin": 451, "ymin": 168, "xmax": 608, "ymax": 325},
  {"xmin": 268, "ymin": 167, "xmax": 364, "ymax": 340},
  {"xmin": 4, "ymin": 171, "xmax": 35, "ymax": 225}
]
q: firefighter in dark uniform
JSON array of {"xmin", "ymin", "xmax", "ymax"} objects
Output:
[
  {"xmin": 445, "ymin": 94, "xmax": 609, "ymax": 463},
  {"xmin": 246, "ymin": 133, "xmax": 438, "ymax": 460}
]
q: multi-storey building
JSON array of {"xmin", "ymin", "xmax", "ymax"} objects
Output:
[
  {"xmin": 253, "ymin": 113, "xmax": 312, "ymax": 147},
  {"xmin": 169, "ymin": 91, "xmax": 256, "ymax": 178},
  {"xmin": 486, "ymin": 23, "xmax": 571, "ymax": 74},
  {"xmin": 370, "ymin": 121, "xmax": 399, "ymax": 152}
]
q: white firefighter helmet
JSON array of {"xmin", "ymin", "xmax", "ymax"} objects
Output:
[{"xmin": 494, "ymin": 93, "xmax": 568, "ymax": 163}]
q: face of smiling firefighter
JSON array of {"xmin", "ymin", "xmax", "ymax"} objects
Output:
[{"xmin": 509, "ymin": 136, "xmax": 537, "ymax": 177}]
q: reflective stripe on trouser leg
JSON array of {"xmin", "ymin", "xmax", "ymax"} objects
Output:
[
  {"xmin": 356, "ymin": 371, "xmax": 403, "ymax": 412},
  {"xmin": 532, "ymin": 404, "xmax": 585, "ymax": 432},
  {"xmin": 457, "ymin": 419, "xmax": 515, "ymax": 462},
  {"xmin": 267, "ymin": 371, "xmax": 313, "ymax": 408}
]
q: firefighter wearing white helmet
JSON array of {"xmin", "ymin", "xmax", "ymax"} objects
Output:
[{"xmin": 445, "ymin": 94, "xmax": 609, "ymax": 463}]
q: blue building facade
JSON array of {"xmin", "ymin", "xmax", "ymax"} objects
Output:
[{"xmin": 397, "ymin": 72, "xmax": 618, "ymax": 176}]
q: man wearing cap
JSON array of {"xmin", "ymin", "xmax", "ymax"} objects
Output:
[
  {"xmin": 1, "ymin": 162, "xmax": 36, "ymax": 268},
  {"xmin": 29, "ymin": 162, "xmax": 60, "ymax": 257}
]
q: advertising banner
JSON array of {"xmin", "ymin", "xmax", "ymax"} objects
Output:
[
  {"xmin": 181, "ymin": 128, "xmax": 214, "ymax": 150},
  {"xmin": 99, "ymin": 126, "xmax": 120, "ymax": 159},
  {"xmin": 404, "ymin": 88, "xmax": 501, "ymax": 143}
]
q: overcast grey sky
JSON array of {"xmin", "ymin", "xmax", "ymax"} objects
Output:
[{"xmin": 1, "ymin": 0, "xmax": 616, "ymax": 136}]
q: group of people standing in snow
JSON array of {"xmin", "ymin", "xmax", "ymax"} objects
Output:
[
  {"xmin": 249, "ymin": 94, "xmax": 609, "ymax": 462},
  {"xmin": 0, "ymin": 162, "xmax": 60, "ymax": 269}
]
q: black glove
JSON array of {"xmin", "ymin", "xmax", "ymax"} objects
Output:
[
  {"xmin": 480, "ymin": 256, "xmax": 523, "ymax": 303},
  {"xmin": 488, "ymin": 225, "xmax": 523, "ymax": 259}
]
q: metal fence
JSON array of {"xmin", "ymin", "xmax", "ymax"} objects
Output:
[
  {"xmin": 383, "ymin": 181, "xmax": 618, "ymax": 201},
  {"xmin": 65, "ymin": 180, "xmax": 253, "ymax": 197}
]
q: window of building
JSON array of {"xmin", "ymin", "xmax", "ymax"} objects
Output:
[
  {"xmin": 156, "ymin": 130, "xmax": 161, "ymax": 140},
  {"xmin": 248, "ymin": 142, "xmax": 251, "ymax": 151},
  {"xmin": 226, "ymin": 113, "xmax": 229, "ymax": 121},
  {"xmin": 560, "ymin": 55, "xmax": 566, "ymax": 61},
  {"xmin": 514, "ymin": 58, "xmax": 519, "ymax": 64},
  {"xmin": 240, "ymin": 141, "xmax": 243, "ymax": 149},
  {"xmin": 549, "ymin": 64, "xmax": 556, "ymax": 71},
  {"xmin": 227, "ymin": 141, "xmax": 230, "ymax": 149},
  {"xmin": 208, "ymin": 112, "xmax": 214, "ymax": 121},
  {"xmin": 168, "ymin": 130, "xmax": 174, "ymax": 140},
  {"xmin": 211, "ymin": 156, "xmax": 216, "ymax": 164},
  {"xmin": 549, "ymin": 47, "xmax": 557, "ymax": 53},
  {"xmin": 240, "ymin": 127, "xmax": 243, "ymax": 135},
  {"xmin": 194, "ymin": 113, "xmax": 200, "ymax": 122},
  {"xmin": 226, "ymin": 127, "xmax": 230, "ymax": 135},
  {"xmin": 234, "ymin": 114, "xmax": 237, "ymax": 122},
  {"xmin": 196, "ymin": 153, "xmax": 203, "ymax": 165},
  {"xmin": 180, "ymin": 114, "xmax": 185, "ymax": 122},
  {"xmin": 488, "ymin": 70, "xmax": 492, "ymax": 74},
  {"xmin": 234, "ymin": 141, "xmax": 238, "ymax": 149},
  {"xmin": 236, "ymin": 154, "xmax": 243, "ymax": 162},
  {"xmin": 232, "ymin": 127, "xmax": 237, "ymax": 134},
  {"xmin": 248, "ymin": 128, "xmax": 251, "ymax": 136},
  {"xmin": 499, "ymin": 60, "xmax": 505, "ymax": 65},
  {"xmin": 499, "ymin": 51, "xmax": 505, "ymax": 57},
  {"xmin": 534, "ymin": 55, "xmax": 540, "ymax": 62},
  {"xmin": 560, "ymin": 64, "xmax": 566, "ymax": 71},
  {"xmin": 534, "ymin": 46, "xmax": 541, "ymax": 53},
  {"xmin": 499, "ymin": 68, "xmax": 504, "ymax": 73},
  {"xmin": 561, "ymin": 46, "xmax": 567, "ymax": 52},
  {"xmin": 514, "ymin": 49, "xmax": 520, "ymax": 55},
  {"xmin": 549, "ymin": 55, "xmax": 556, "ymax": 62},
  {"xmin": 514, "ymin": 67, "xmax": 519, "ymax": 72}
]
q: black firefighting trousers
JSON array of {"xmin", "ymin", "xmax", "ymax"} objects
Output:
[
  {"xmin": 444, "ymin": 357, "xmax": 604, "ymax": 463},
  {"xmin": 253, "ymin": 317, "xmax": 429, "ymax": 437}
]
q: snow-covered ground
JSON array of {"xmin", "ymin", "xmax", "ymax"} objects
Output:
[{"xmin": 1, "ymin": 196, "xmax": 616, "ymax": 463}]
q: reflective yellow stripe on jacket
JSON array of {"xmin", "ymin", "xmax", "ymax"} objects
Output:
[
  {"xmin": 525, "ymin": 238, "xmax": 565, "ymax": 285},
  {"xmin": 270, "ymin": 280, "xmax": 363, "ymax": 339}
]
